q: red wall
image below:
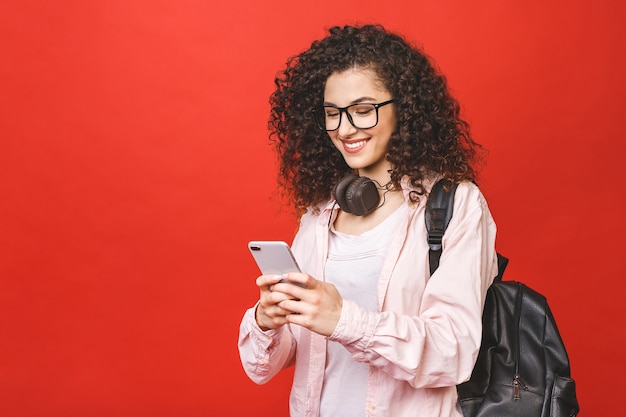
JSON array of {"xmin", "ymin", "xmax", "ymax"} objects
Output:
[{"xmin": 1, "ymin": 1, "xmax": 624, "ymax": 416}]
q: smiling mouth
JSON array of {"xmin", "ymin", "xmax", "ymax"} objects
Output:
[{"xmin": 343, "ymin": 139, "xmax": 368, "ymax": 151}]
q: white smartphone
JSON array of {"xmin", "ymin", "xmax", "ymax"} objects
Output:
[
  {"xmin": 248, "ymin": 241, "xmax": 301, "ymax": 274},
  {"xmin": 248, "ymin": 241, "xmax": 306, "ymax": 287}
]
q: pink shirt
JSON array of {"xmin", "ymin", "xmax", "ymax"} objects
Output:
[{"xmin": 238, "ymin": 177, "xmax": 498, "ymax": 417}]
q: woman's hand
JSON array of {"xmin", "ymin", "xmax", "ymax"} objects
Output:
[
  {"xmin": 260, "ymin": 272, "xmax": 343, "ymax": 337},
  {"xmin": 255, "ymin": 274, "xmax": 296, "ymax": 331}
]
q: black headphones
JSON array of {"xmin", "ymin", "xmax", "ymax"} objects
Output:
[{"xmin": 332, "ymin": 173, "xmax": 381, "ymax": 216}]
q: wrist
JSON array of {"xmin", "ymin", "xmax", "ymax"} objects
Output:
[{"xmin": 254, "ymin": 304, "xmax": 271, "ymax": 331}]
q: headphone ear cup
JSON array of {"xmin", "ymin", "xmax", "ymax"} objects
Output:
[
  {"xmin": 333, "ymin": 174, "xmax": 359, "ymax": 214},
  {"xmin": 345, "ymin": 176, "xmax": 380, "ymax": 216}
]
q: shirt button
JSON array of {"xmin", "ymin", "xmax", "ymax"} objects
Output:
[{"xmin": 368, "ymin": 402, "xmax": 376, "ymax": 410}]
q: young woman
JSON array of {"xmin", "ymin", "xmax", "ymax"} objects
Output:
[{"xmin": 238, "ymin": 24, "xmax": 498, "ymax": 417}]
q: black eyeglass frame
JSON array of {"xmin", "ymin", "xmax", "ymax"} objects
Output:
[{"xmin": 314, "ymin": 99, "xmax": 395, "ymax": 132}]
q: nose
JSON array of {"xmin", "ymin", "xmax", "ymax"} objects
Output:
[{"xmin": 337, "ymin": 111, "xmax": 358, "ymax": 137}]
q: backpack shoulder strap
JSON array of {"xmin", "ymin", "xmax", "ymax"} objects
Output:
[
  {"xmin": 425, "ymin": 179, "xmax": 508, "ymax": 280},
  {"xmin": 425, "ymin": 178, "xmax": 457, "ymax": 276}
]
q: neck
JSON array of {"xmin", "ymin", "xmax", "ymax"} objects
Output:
[{"xmin": 356, "ymin": 167, "xmax": 393, "ymax": 189}]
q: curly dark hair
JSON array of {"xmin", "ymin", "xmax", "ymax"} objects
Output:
[{"xmin": 269, "ymin": 24, "xmax": 485, "ymax": 217}]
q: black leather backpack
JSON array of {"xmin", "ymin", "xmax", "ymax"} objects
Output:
[{"xmin": 425, "ymin": 179, "xmax": 580, "ymax": 417}]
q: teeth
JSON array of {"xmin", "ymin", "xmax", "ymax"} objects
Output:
[{"xmin": 345, "ymin": 140, "xmax": 366, "ymax": 149}]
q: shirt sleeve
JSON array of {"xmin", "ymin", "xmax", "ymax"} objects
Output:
[
  {"xmin": 328, "ymin": 183, "xmax": 498, "ymax": 388},
  {"xmin": 237, "ymin": 303, "xmax": 297, "ymax": 384}
]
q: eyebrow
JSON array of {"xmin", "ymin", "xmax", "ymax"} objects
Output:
[{"xmin": 323, "ymin": 96, "xmax": 379, "ymax": 106}]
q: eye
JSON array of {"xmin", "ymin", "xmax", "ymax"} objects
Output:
[
  {"xmin": 324, "ymin": 107, "xmax": 340, "ymax": 118},
  {"xmin": 352, "ymin": 104, "xmax": 375, "ymax": 116}
]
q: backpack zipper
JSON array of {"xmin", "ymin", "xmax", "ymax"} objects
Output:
[
  {"xmin": 513, "ymin": 284, "xmax": 528, "ymax": 400},
  {"xmin": 513, "ymin": 373, "xmax": 528, "ymax": 399}
]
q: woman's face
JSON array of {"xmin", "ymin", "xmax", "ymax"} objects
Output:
[{"xmin": 323, "ymin": 68, "xmax": 396, "ymax": 178}]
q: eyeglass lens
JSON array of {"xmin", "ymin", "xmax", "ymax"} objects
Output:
[{"xmin": 323, "ymin": 103, "xmax": 378, "ymax": 131}]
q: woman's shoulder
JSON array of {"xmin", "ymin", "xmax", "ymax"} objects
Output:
[
  {"xmin": 450, "ymin": 182, "xmax": 495, "ymax": 233},
  {"xmin": 455, "ymin": 180, "xmax": 482, "ymax": 197},
  {"xmin": 419, "ymin": 176, "xmax": 490, "ymax": 216},
  {"xmin": 455, "ymin": 181, "xmax": 488, "ymax": 205}
]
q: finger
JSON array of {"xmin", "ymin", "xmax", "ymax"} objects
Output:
[
  {"xmin": 271, "ymin": 273, "xmax": 314, "ymax": 297},
  {"xmin": 271, "ymin": 281, "xmax": 307, "ymax": 300},
  {"xmin": 277, "ymin": 298, "xmax": 305, "ymax": 315},
  {"xmin": 260, "ymin": 291, "xmax": 296, "ymax": 311},
  {"xmin": 266, "ymin": 297, "xmax": 298, "ymax": 318},
  {"xmin": 282, "ymin": 272, "xmax": 313, "ymax": 288},
  {"xmin": 256, "ymin": 274, "xmax": 285, "ymax": 289},
  {"xmin": 267, "ymin": 289, "xmax": 297, "ymax": 303},
  {"xmin": 256, "ymin": 305, "xmax": 290, "ymax": 330}
]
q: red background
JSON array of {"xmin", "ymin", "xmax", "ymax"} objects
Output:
[{"xmin": 1, "ymin": 1, "xmax": 624, "ymax": 416}]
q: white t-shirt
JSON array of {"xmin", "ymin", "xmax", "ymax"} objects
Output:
[{"xmin": 320, "ymin": 204, "xmax": 408, "ymax": 417}]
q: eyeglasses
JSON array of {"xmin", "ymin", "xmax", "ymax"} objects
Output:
[{"xmin": 314, "ymin": 99, "xmax": 395, "ymax": 131}]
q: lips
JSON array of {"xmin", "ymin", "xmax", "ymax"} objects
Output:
[{"xmin": 342, "ymin": 139, "xmax": 368, "ymax": 153}]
